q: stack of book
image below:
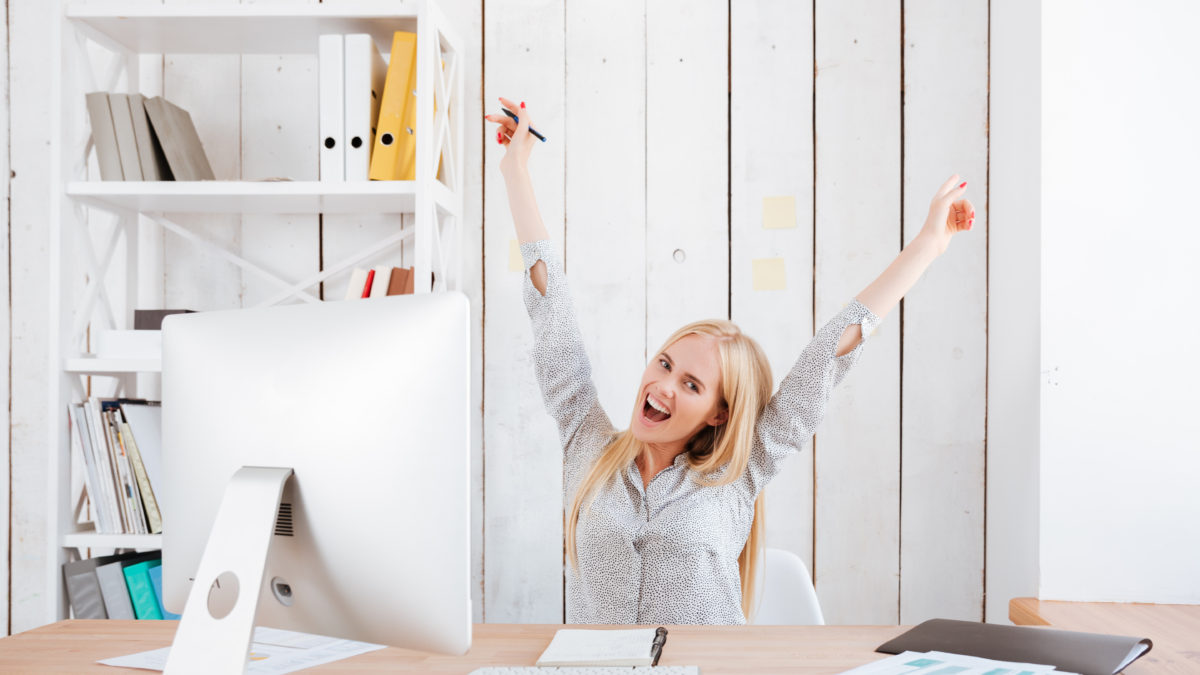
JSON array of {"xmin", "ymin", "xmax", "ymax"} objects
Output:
[
  {"xmin": 62, "ymin": 550, "xmax": 180, "ymax": 620},
  {"xmin": 68, "ymin": 398, "xmax": 163, "ymax": 535},
  {"xmin": 85, "ymin": 93, "xmax": 213, "ymax": 181},
  {"xmin": 319, "ymin": 31, "xmax": 444, "ymax": 182},
  {"xmin": 345, "ymin": 265, "xmax": 432, "ymax": 299}
]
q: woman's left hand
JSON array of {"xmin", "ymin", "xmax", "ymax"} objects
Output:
[{"xmin": 919, "ymin": 174, "xmax": 975, "ymax": 257}]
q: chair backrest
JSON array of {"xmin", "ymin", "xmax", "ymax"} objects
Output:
[{"xmin": 749, "ymin": 547, "xmax": 825, "ymax": 625}]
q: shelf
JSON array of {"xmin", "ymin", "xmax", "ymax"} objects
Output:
[
  {"xmin": 67, "ymin": 2, "xmax": 418, "ymax": 55},
  {"xmin": 64, "ymin": 357, "xmax": 161, "ymax": 374},
  {"xmin": 65, "ymin": 181, "xmax": 439, "ymax": 215},
  {"xmin": 63, "ymin": 533, "xmax": 162, "ymax": 550}
]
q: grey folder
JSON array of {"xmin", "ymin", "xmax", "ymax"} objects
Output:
[
  {"xmin": 95, "ymin": 551, "xmax": 160, "ymax": 620},
  {"xmin": 142, "ymin": 96, "xmax": 215, "ymax": 181},
  {"xmin": 62, "ymin": 557, "xmax": 109, "ymax": 619},
  {"xmin": 125, "ymin": 93, "xmax": 173, "ymax": 181},
  {"xmin": 108, "ymin": 93, "xmax": 143, "ymax": 180},
  {"xmin": 876, "ymin": 618, "xmax": 1152, "ymax": 675},
  {"xmin": 84, "ymin": 92, "xmax": 123, "ymax": 180}
]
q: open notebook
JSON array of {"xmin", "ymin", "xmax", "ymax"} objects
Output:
[{"xmin": 535, "ymin": 628, "xmax": 664, "ymax": 667}]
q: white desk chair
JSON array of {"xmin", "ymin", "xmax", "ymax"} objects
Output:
[{"xmin": 750, "ymin": 547, "xmax": 825, "ymax": 625}]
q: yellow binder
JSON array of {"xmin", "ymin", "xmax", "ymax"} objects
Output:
[
  {"xmin": 369, "ymin": 32, "xmax": 417, "ymax": 181},
  {"xmin": 370, "ymin": 31, "xmax": 446, "ymax": 181}
]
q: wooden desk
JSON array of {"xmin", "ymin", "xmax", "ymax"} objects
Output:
[
  {"xmin": 0, "ymin": 621, "xmax": 911, "ymax": 673},
  {"xmin": 1010, "ymin": 597, "xmax": 1200, "ymax": 674}
]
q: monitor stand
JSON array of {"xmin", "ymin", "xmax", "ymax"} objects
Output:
[{"xmin": 164, "ymin": 466, "xmax": 294, "ymax": 675}]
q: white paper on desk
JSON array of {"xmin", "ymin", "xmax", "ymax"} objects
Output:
[
  {"xmin": 97, "ymin": 626, "xmax": 386, "ymax": 673},
  {"xmin": 536, "ymin": 627, "xmax": 658, "ymax": 666},
  {"xmin": 836, "ymin": 650, "xmax": 1079, "ymax": 675}
]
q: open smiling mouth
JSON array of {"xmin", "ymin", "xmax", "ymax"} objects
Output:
[{"xmin": 642, "ymin": 394, "xmax": 671, "ymax": 424}]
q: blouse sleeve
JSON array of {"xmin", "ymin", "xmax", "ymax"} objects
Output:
[
  {"xmin": 519, "ymin": 240, "xmax": 615, "ymax": 461},
  {"xmin": 738, "ymin": 297, "xmax": 882, "ymax": 499}
]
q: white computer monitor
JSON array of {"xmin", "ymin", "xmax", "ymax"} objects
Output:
[{"xmin": 159, "ymin": 291, "xmax": 471, "ymax": 671}]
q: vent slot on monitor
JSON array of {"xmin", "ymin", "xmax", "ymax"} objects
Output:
[{"xmin": 274, "ymin": 502, "xmax": 294, "ymax": 537}]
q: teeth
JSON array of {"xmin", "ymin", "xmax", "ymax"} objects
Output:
[{"xmin": 647, "ymin": 394, "xmax": 670, "ymax": 415}]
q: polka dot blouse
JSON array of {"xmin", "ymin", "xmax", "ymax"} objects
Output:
[{"xmin": 519, "ymin": 239, "xmax": 881, "ymax": 625}]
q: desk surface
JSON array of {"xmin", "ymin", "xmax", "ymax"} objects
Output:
[
  {"xmin": 1010, "ymin": 597, "xmax": 1200, "ymax": 674},
  {"xmin": 0, "ymin": 621, "xmax": 911, "ymax": 673}
]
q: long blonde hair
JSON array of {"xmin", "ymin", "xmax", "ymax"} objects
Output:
[{"xmin": 565, "ymin": 319, "xmax": 774, "ymax": 622}]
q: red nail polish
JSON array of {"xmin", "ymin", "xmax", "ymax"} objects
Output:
[
  {"xmin": 520, "ymin": 101, "xmax": 525, "ymax": 108},
  {"xmin": 959, "ymin": 182, "xmax": 967, "ymax": 188}
]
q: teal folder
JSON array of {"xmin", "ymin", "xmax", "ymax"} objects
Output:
[
  {"xmin": 123, "ymin": 560, "xmax": 164, "ymax": 620},
  {"xmin": 147, "ymin": 564, "xmax": 181, "ymax": 620}
]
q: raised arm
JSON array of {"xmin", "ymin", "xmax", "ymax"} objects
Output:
[
  {"xmin": 740, "ymin": 174, "xmax": 975, "ymax": 498},
  {"xmin": 492, "ymin": 96, "xmax": 549, "ymax": 295},
  {"xmin": 491, "ymin": 97, "xmax": 614, "ymax": 460}
]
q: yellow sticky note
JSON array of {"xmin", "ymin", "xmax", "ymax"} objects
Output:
[
  {"xmin": 762, "ymin": 195, "xmax": 797, "ymax": 230},
  {"xmin": 752, "ymin": 258, "xmax": 786, "ymax": 291},
  {"xmin": 509, "ymin": 239, "xmax": 523, "ymax": 272}
]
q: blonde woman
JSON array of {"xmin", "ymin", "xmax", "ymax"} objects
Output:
[{"xmin": 487, "ymin": 97, "xmax": 975, "ymax": 625}]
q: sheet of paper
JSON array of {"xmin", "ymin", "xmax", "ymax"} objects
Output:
[
  {"xmin": 98, "ymin": 626, "xmax": 386, "ymax": 674},
  {"xmin": 762, "ymin": 195, "xmax": 797, "ymax": 229},
  {"xmin": 751, "ymin": 257, "xmax": 787, "ymax": 291},
  {"xmin": 835, "ymin": 650, "xmax": 1076, "ymax": 675}
]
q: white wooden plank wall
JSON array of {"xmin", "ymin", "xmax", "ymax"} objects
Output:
[
  {"xmin": 482, "ymin": 0, "xmax": 567, "ymax": 623},
  {"xmin": 0, "ymin": 0, "xmax": 10, "ymax": 634},
  {"xmin": 5, "ymin": 0, "xmax": 994, "ymax": 629},
  {"xmin": 899, "ymin": 0, "xmax": 987, "ymax": 624},
  {"xmin": 730, "ymin": 0, "xmax": 818, "ymax": 578},
  {"xmin": 813, "ymin": 0, "xmax": 903, "ymax": 625},
  {"xmin": 10, "ymin": 0, "xmax": 57, "ymax": 633}
]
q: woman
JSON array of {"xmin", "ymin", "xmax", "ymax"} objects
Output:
[{"xmin": 486, "ymin": 96, "xmax": 975, "ymax": 625}]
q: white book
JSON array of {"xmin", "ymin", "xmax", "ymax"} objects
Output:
[
  {"xmin": 89, "ymin": 399, "xmax": 128, "ymax": 533},
  {"xmin": 343, "ymin": 34, "xmax": 387, "ymax": 181},
  {"xmin": 84, "ymin": 398, "xmax": 123, "ymax": 533},
  {"xmin": 369, "ymin": 265, "xmax": 392, "ymax": 298},
  {"xmin": 535, "ymin": 628, "xmax": 659, "ymax": 667},
  {"xmin": 345, "ymin": 267, "xmax": 369, "ymax": 300},
  {"xmin": 69, "ymin": 404, "xmax": 107, "ymax": 533},
  {"xmin": 318, "ymin": 33, "xmax": 345, "ymax": 181}
]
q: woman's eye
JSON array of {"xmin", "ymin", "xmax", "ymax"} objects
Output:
[
  {"xmin": 659, "ymin": 358, "xmax": 669, "ymax": 369},
  {"xmin": 686, "ymin": 381, "xmax": 698, "ymax": 392}
]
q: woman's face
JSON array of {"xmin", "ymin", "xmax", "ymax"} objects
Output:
[{"xmin": 632, "ymin": 333, "xmax": 728, "ymax": 445}]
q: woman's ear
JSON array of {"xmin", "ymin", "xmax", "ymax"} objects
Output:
[{"xmin": 707, "ymin": 406, "xmax": 729, "ymax": 427}]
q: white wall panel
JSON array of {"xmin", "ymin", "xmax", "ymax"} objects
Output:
[
  {"xmin": 730, "ymin": 0, "xmax": 817, "ymax": 580},
  {"xmin": 813, "ymin": 0, "xmax": 902, "ymax": 625},
  {"xmin": 899, "ymin": 0, "xmax": 988, "ymax": 624},
  {"xmin": 482, "ymin": 0, "xmax": 567, "ymax": 622}
]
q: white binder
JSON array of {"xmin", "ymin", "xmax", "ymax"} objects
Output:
[
  {"xmin": 318, "ymin": 33, "xmax": 344, "ymax": 181},
  {"xmin": 344, "ymin": 34, "xmax": 387, "ymax": 181}
]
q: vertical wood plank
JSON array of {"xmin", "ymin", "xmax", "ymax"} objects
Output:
[
  {"xmin": 813, "ymin": 0, "xmax": 902, "ymax": 625},
  {"xmin": 162, "ymin": 0, "xmax": 243, "ymax": 311},
  {"xmin": 9, "ymin": 0, "xmax": 58, "ymax": 633},
  {"xmin": 985, "ymin": 0, "xmax": 1040, "ymax": 625},
  {"xmin": 0, "ymin": 0, "xmax": 11, "ymax": 634},
  {"xmin": 240, "ymin": 0, "xmax": 320, "ymax": 308},
  {"xmin": 899, "ymin": 0, "xmax": 988, "ymax": 624},
  {"xmin": 482, "ymin": 0, "xmax": 567, "ymax": 622},
  {"xmin": 645, "ymin": 0, "xmax": 728, "ymax": 348},
  {"xmin": 730, "ymin": 0, "xmax": 817, "ymax": 579},
  {"xmin": 564, "ymin": 4, "xmax": 646, "ymax": 474}
]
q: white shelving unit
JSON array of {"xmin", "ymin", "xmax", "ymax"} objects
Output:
[{"xmin": 47, "ymin": 0, "xmax": 465, "ymax": 622}]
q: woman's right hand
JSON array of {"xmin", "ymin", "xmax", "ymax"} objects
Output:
[{"xmin": 486, "ymin": 96, "xmax": 537, "ymax": 176}]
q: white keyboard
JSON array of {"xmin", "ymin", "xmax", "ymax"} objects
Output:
[{"xmin": 465, "ymin": 662, "xmax": 700, "ymax": 667}]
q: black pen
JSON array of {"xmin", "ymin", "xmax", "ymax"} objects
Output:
[
  {"xmin": 500, "ymin": 107, "xmax": 548, "ymax": 142},
  {"xmin": 650, "ymin": 626, "xmax": 668, "ymax": 666}
]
